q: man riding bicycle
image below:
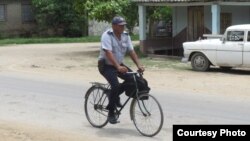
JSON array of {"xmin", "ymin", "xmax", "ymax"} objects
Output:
[{"xmin": 98, "ymin": 16, "xmax": 144, "ymax": 124}]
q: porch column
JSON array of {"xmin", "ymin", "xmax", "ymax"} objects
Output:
[
  {"xmin": 138, "ymin": 5, "xmax": 146, "ymax": 52},
  {"xmin": 211, "ymin": 4, "xmax": 221, "ymax": 34}
]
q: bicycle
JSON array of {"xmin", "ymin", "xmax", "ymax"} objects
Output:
[{"xmin": 84, "ymin": 71, "xmax": 164, "ymax": 137}]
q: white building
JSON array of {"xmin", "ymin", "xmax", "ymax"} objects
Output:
[{"xmin": 132, "ymin": 0, "xmax": 250, "ymax": 56}]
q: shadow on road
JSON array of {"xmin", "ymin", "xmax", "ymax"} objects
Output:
[
  {"xmin": 95, "ymin": 127, "xmax": 139, "ymax": 138},
  {"xmin": 185, "ymin": 67, "xmax": 250, "ymax": 75}
]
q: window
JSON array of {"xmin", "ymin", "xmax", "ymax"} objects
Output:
[
  {"xmin": 227, "ymin": 31, "xmax": 244, "ymax": 42},
  {"xmin": 22, "ymin": 4, "xmax": 34, "ymax": 22},
  {"xmin": 0, "ymin": 4, "xmax": 6, "ymax": 22}
]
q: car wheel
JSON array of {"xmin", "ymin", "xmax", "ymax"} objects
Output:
[{"xmin": 191, "ymin": 53, "xmax": 210, "ymax": 71}]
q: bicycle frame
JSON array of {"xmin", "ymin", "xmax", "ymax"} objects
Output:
[
  {"xmin": 114, "ymin": 72, "xmax": 150, "ymax": 119},
  {"xmin": 90, "ymin": 72, "xmax": 150, "ymax": 120}
]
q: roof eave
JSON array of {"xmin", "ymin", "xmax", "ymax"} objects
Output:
[{"xmin": 133, "ymin": 1, "xmax": 250, "ymax": 6}]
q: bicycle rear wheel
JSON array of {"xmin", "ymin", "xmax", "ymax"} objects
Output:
[
  {"xmin": 84, "ymin": 86, "xmax": 109, "ymax": 128},
  {"xmin": 130, "ymin": 94, "xmax": 164, "ymax": 137}
]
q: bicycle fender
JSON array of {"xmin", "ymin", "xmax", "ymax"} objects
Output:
[
  {"xmin": 85, "ymin": 85, "xmax": 108, "ymax": 98},
  {"xmin": 85, "ymin": 86, "xmax": 96, "ymax": 98},
  {"xmin": 129, "ymin": 98, "xmax": 136, "ymax": 120}
]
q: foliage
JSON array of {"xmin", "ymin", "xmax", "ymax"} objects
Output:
[
  {"xmin": 146, "ymin": 6, "xmax": 172, "ymax": 37},
  {"xmin": 133, "ymin": 45, "xmax": 148, "ymax": 58},
  {"xmin": 32, "ymin": 0, "xmax": 85, "ymax": 37},
  {"xmin": 147, "ymin": 6, "xmax": 172, "ymax": 21},
  {"xmin": 31, "ymin": 0, "xmax": 172, "ymax": 37},
  {"xmin": 74, "ymin": 0, "xmax": 138, "ymax": 34}
]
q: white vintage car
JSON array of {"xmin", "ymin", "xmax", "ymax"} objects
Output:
[{"xmin": 182, "ymin": 24, "xmax": 250, "ymax": 71}]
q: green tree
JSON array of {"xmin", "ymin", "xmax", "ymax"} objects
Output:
[
  {"xmin": 74, "ymin": 0, "xmax": 138, "ymax": 34},
  {"xmin": 32, "ymin": 0, "xmax": 85, "ymax": 37},
  {"xmin": 147, "ymin": 6, "xmax": 172, "ymax": 22},
  {"xmin": 147, "ymin": 6, "xmax": 172, "ymax": 37}
]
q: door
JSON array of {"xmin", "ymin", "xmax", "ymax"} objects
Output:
[
  {"xmin": 188, "ymin": 6, "xmax": 204, "ymax": 41},
  {"xmin": 216, "ymin": 31, "xmax": 244, "ymax": 66}
]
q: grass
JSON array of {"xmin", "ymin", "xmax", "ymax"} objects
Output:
[
  {"xmin": 126, "ymin": 45, "xmax": 190, "ymax": 70},
  {"xmin": 0, "ymin": 35, "xmax": 139, "ymax": 46},
  {"xmin": 125, "ymin": 57, "xmax": 190, "ymax": 70}
]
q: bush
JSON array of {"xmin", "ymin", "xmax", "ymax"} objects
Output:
[
  {"xmin": 134, "ymin": 45, "xmax": 147, "ymax": 58},
  {"xmin": 63, "ymin": 22, "xmax": 83, "ymax": 37},
  {"xmin": 32, "ymin": 0, "xmax": 85, "ymax": 37}
]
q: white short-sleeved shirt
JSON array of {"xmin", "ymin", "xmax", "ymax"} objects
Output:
[{"xmin": 98, "ymin": 28, "xmax": 134, "ymax": 65}]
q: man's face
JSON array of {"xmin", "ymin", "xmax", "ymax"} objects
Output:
[{"xmin": 113, "ymin": 24, "xmax": 125, "ymax": 34}]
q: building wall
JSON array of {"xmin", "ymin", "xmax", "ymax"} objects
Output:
[
  {"xmin": 168, "ymin": 5, "xmax": 250, "ymax": 56},
  {"xmin": 0, "ymin": 0, "xmax": 35, "ymax": 37},
  {"xmin": 204, "ymin": 5, "xmax": 250, "ymax": 34},
  {"xmin": 4, "ymin": 0, "xmax": 22, "ymax": 30},
  {"xmin": 88, "ymin": 20, "xmax": 110, "ymax": 36},
  {"xmin": 204, "ymin": 6, "xmax": 211, "ymax": 31},
  {"xmin": 172, "ymin": 6, "xmax": 187, "ymax": 37},
  {"xmin": 173, "ymin": 5, "xmax": 250, "ymax": 36},
  {"xmin": 227, "ymin": 6, "xmax": 250, "ymax": 25}
]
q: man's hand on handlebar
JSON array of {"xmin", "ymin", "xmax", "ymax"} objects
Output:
[
  {"xmin": 117, "ymin": 66, "xmax": 128, "ymax": 73},
  {"xmin": 137, "ymin": 66, "xmax": 145, "ymax": 73}
]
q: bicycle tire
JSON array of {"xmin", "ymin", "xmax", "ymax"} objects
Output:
[
  {"xmin": 130, "ymin": 94, "xmax": 164, "ymax": 137},
  {"xmin": 84, "ymin": 86, "xmax": 109, "ymax": 128}
]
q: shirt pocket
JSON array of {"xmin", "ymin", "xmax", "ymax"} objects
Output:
[{"xmin": 121, "ymin": 41, "xmax": 128, "ymax": 53}]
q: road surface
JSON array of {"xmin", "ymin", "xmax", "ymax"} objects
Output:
[{"xmin": 0, "ymin": 71, "xmax": 250, "ymax": 141}]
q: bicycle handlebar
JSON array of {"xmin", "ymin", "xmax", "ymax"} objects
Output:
[
  {"xmin": 126, "ymin": 70, "xmax": 143, "ymax": 75},
  {"xmin": 126, "ymin": 72, "xmax": 138, "ymax": 74}
]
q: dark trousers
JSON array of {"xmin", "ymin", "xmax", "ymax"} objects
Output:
[{"xmin": 98, "ymin": 62, "xmax": 132, "ymax": 112}]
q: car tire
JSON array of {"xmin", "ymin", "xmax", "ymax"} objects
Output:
[{"xmin": 191, "ymin": 52, "xmax": 210, "ymax": 71}]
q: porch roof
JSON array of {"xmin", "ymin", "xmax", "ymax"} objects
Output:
[
  {"xmin": 132, "ymin": 0, "xmax": 250, "ymax": 6},
  {"xmin": 132, "ymin": 0, "xmax": 200, "ymax": 2}
]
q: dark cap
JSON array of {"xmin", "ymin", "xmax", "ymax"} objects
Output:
[{"xmin": 112, "ymin": 16, "xmax": 127, "ymax": 25}]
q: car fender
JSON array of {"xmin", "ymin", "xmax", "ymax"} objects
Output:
[{"xmin": 189, "ymin": 51, "xmax": 216, "ymax": 66}]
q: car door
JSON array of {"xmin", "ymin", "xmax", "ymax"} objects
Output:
[
  {"xmin": 216, "ymin": 30, "xmax": 244, "ymax": 66},
  {"xmin": 243, "ymin": 31, "xmax": 250, "ymax": 67}
]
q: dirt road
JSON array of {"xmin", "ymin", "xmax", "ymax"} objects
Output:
[{"xmin": 1, "ymin": 43, "xmax": 250, "ymax": 141}]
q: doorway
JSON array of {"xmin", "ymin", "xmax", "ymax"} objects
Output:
[{"xmin": 188, "ymin": 6, "xmax": 204, "ymax": 41}]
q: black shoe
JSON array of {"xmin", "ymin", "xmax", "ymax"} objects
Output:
[{"xmin": 108, "ymin": 111, "xmax": 118, "ymax": 124}]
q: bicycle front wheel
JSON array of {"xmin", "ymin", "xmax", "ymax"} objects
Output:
[
  {"xmin": 84, "ymin": 86, "xmax": 109, "ymax": 128},
  {"xmin": 130, "ymin": 94, "xmax": 164, "ymax": 137}
]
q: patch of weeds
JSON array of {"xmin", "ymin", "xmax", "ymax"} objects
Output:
[{"xmin": 125, "ymin": 57, "xmax": 190, "ymax": 70}]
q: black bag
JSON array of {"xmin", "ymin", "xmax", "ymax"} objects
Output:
[{"xmin": 120, "ymin": 74, "xmax": 150, "ymax": 99}]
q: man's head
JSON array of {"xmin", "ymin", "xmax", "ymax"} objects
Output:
[
  {"xmin": 112, "ymin": 16, "xmax": 127, "ymax": 25},
  {"xmin": 112, "ymin": 16, "xmax": 127, "ymax": 35}
]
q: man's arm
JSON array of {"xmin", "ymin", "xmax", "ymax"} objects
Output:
[{"xmin": 105, "ymin": 50, "xmax": 128, "ymax": 73}]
